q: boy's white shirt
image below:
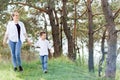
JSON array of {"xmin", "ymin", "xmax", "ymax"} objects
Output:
[{"xmin": 35, "ymin": 38, "xmax": 51, "ymax": 56}]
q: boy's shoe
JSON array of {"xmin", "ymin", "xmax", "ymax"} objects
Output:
[
  {"xmin": 43, "ymin": 70, "xmax": 47, "ymax": 73},
  {"xmin": 19, "ymin": 66, "xmax": 23, "ymax": 72},
  {"xmin": 14, "ymin": 67, "xmax": 17, "ymax": 71}
]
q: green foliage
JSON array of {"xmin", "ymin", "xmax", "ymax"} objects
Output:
[
  {"xmin": 0, "ymin": 56, "xmax": 101, "ymax": 80},
  {"xmin": 0, "ymin": 56, "xmax": 120, "ymax": 80},
  {"xmin": 0, "ymin": 0, "xmax": 9, "ymax": 11}
]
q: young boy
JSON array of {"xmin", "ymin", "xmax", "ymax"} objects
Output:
[{"xmin": 35, "ymin": 32, "xmax": 52, "ymax": 73}]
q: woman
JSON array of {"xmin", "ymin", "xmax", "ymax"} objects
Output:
[{"xmin": 3, "ymin": 10, "xmax": 30, "ymax": 71}]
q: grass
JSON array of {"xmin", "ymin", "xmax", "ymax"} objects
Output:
[{"xmin": 0, "ymin": 56, "xmax": 119, "ymax": 80}]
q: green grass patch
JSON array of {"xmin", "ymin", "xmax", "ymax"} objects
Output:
[{"xmin": 0, "ymin": 56, "xmax": 119, "ymax": 80}]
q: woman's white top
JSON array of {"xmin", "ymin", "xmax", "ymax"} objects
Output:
[{"xmin": 5, "ymin": 21, "xmax": 26, "ymax": 43}]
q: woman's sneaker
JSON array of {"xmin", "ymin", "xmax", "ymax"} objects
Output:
[
  {"xmin": 19, "ymin": 66, "xmax": 23, "ymax": 71},
  {"xmin": 14, "ymin": 67, "xmax": 17, "ymax": 71}
]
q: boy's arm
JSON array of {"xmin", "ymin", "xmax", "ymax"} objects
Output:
[
  {"xmin": 47, "ymin": 41, "xmax": 53, "ymax": 54},
  {"xmin": 34, "ymin": 40, "xmax": 40, "ymax": 48}
]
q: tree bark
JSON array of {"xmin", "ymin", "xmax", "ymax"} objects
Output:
[
  {"xmin": 62, "ymin": 0, "xmax": 76, "ymax": 60},
  {"xmin": 47, "ymin": 0, "xmax": 61, "ymax": 57},
  {"xmin": 101, "ymin": 0, "xmax": 117, "ymax": 79},
  {"xmin": 53, "ymin": 9, "xmax": 63, "ymax": 54},
  {"xmin": 98, "ymin": 28, "xmax": 107, "ymax": 77},
  {"xmin": 87, "ymin": 0, "xmax": 94, "ymax": 72}
]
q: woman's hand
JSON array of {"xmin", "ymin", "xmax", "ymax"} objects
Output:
[
  {"xmin": 3, "ymin": 34, "xmax": 8, "ymax": 47},
  {"xmin": 3, "ymin": 40, "xmax": 7, "ymax": 47},
  {"xmin": 27, "ymin": 39, "xmax": 31, "ymax": 45}
]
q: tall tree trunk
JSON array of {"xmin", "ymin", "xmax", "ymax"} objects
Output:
[
  {"xmin": 54, "ymin": 9, "xmax": 63, "ymax": 55},
  {"xmin": 59, "ymin": 23, "xmax": 63, "ymax": 56},
  {"xmin": 101, "ymin": 0, "xmax": 117, "ymax": 79},
  {"xmin": 87, "ymin": 0, "xmax": 94, "ymax": 72},
  {"xmin": 43, "ymin": 13, "xmax": 48, "ymax": 40},
  {"xmin": 43, "ymin": 13, "xmax": 52, "ymax": 59},
  {"xmin": 47, "ymin": 0, "xmax": 61, "ymax": 57},
  {"xmin": 98, "ymin": 29, "xmax": 107, "ymax": 77},
  {"xmin": 73, "ymin": 1, "xmax": 78, "ymax": 56},
  {"xmin": 62, "ymin": 0, "xmax": 76, "ymax": 60}
]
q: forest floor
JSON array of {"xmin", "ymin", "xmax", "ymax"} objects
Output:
[{"xmin": 0, "ymin": 56, "xmax": 120, "ymax": 80}]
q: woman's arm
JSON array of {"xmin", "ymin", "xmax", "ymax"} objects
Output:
[
  {"xmin": 24, "ymin": 33, "xmax": 29, "ymax": 41},
  {"xmin": 3, "ymin": 33, "xmax": 8, "ymax": 46},
  {"xmin": 22, "ymin": 22, "xmax": 31, "ymax": 45},
  {"xmin": 3, "ymin": 22, "xmax": 10, "ymax": 46},
  {"xmin": 24, "ymin": 33, "xmax": 31, "ymax": 45}
]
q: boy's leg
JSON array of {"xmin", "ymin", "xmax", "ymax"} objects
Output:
[
  {"xmin": 40, "ymin": 56, "xmax": 44, "ymax": 71},
  {"xmin": 44, "ymin": 55, "xmax": 48, "ymax": 71}
]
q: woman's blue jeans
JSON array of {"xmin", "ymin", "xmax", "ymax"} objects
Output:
[{"xmin": 9, "ymin": 39, "xmax": 22, "ymax": 67}]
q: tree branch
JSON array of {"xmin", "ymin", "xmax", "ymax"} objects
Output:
[
  {"xmin": 114, "ymin": 30, "xmax": 120, "ymax": 34},
  {"xmin": 9, "ymin": 2, "xmax": 47, "ymax": 13},
  {"xmin": 53, "ymin": 9, "xmax": 59, "ymax": 26},
  {"xmin": 113, "ymin": 8, "xmax": 120, "ymax": 20},
  {"xmin": 74, "ymin": 0, "xmax": 80, "ymax": 4},
  {"xmin": 92, "ymin": 12, "xmax": 103, "ymax": 17},
  {"xmin": 93, "ymin": 26, "xmax": 103, "ymax": 34},
  {"xmin": 78, "ymin": 9, "xmax": 87, "ymax": 19},
  {"xmin": 83, "ymin": 0, "xmax": 89, "ymax": 10}
]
